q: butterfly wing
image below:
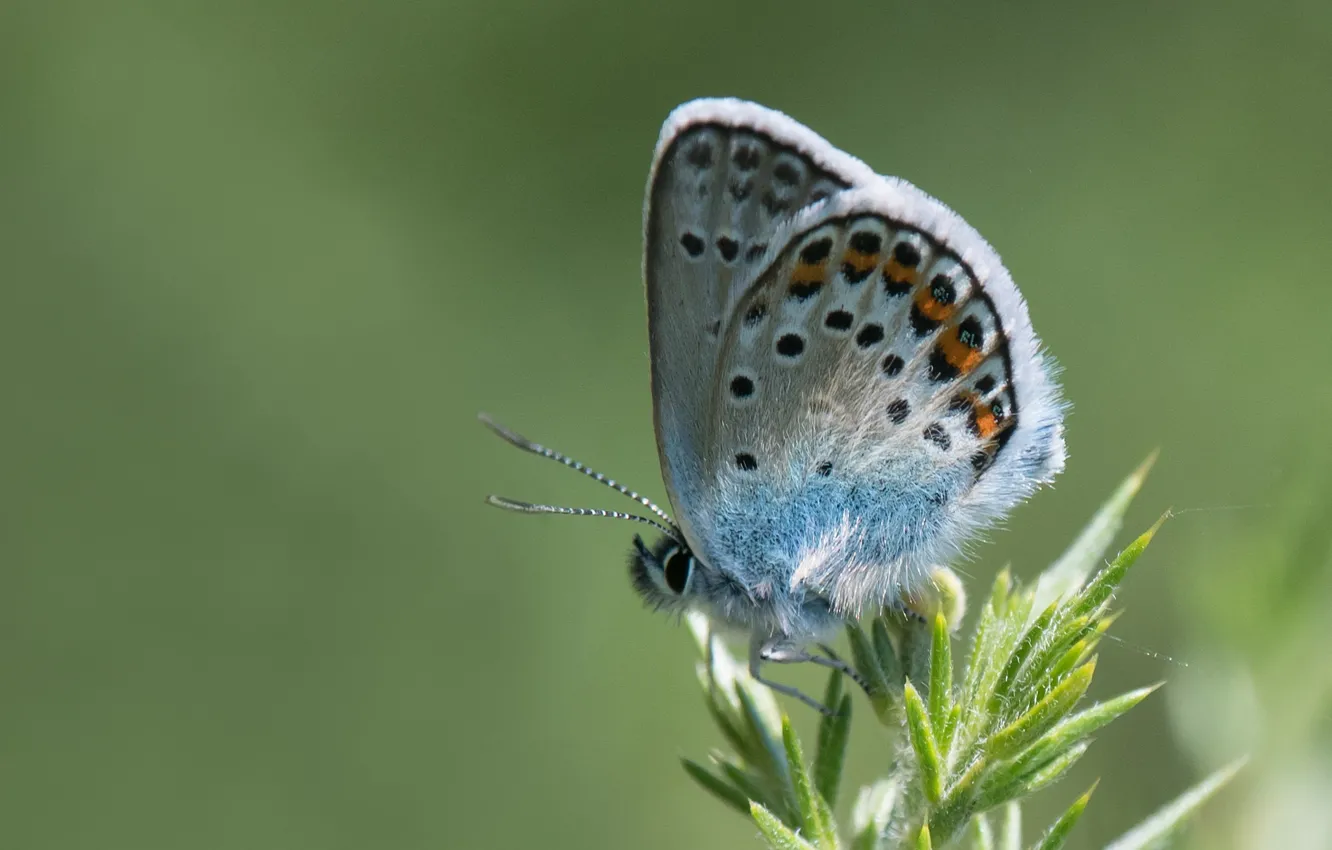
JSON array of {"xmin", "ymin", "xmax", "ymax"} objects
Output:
[
  {"xmin": 698, "ymin": 180, "xmax": 1066, "ymax": 616},
  {"xmin": 644, "ymin": 99, "xmax": 878, "ymax": 550}
]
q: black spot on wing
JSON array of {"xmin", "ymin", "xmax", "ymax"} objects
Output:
[
  {"xmin": 957, "ymin": 316, "xmax": 984, "ymax": 350},
  {"xmin": 929, "ymin": 274, "xmax": 956, "ymax": 305},
  {"xmin": 850, "ymin": 231, "xmax": 882, "ymax": 254},
  {"xmin": 776, "ymin": 334, "xmax": 805, "ymax": 358},
  {"xmin": 883, "ymin": 273, "xmax": 912, "ymax": 297},
  {"xmin": 788, "ymin": 281, "xmax": 823, "ymax": 302},
  {"xmin": 733, "ymin": 144, "xmax": 760, "ymax": 171},
  {"xmin": 686, "ymin": 140, "xmax": 714, "ymax": 169},
  {"xmin": 680, "ymin": 232, "xmax": 705, "ymax": 257},
  {"xmin": 773, "ymin": 161, "xmax": 799, "ymax": 186},
  {"xmin": 928, "ymin": 348, "xmax": 961, "ymax": 382},
  {"xmin": 716, "ymin": 236, "xmax": 739, "ymax": 262},
  {"xmin": 824, "ymin": 310, "xmax": 854, "ymax": 331},
  {"xmin": 799, "ymin": 238, "xmax": 833, "ymax": 264},
  {"xmin": 893, "ymin": 241, "xmax": 921, "ymax": 268},
  {"xmin": 856, "ymin": 324, "xmax": 884, "ymax": 348}
]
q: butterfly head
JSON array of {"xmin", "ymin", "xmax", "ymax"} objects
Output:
[
  {"xmin": 627, "ymin": 535, "xmax": 692, "ymax": 604},
  {"xmin": 628, "ymin": 534, "xmax": 730, "ymax": 615},
  {"xmin": 629, "ymin": 532, "xmax": 846, "ymax": 643}
]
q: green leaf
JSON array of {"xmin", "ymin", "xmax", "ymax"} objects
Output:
[
  {"xmin": 917, "ymin": 824, "xmax": 933, "ymax": 850},
  {"xmin": 701, "ymin": 688, "xmax": 759, "ymax": 767},
  {"xmin": 716, "ymin": 756, "xmax": 782, "ymax": 818},
  {"xmin": 1032, "ymin": 452, "xmax": 1157, "ymax": 613},
  {"xmin": 681, "ymin": 758, "xmax": 750, "ymax": 816},
  {"xmin": 691, "ymin": 612, "xmax": 781, "ymax": 770},
  {"xmin": 812, "ymin": 794, "xmax": 838, "ymax": 850},
  {"xmin": 999, "ymin": 802, "xmax": 1022, "ymax": 850},
  {"xmin": 1018, "ymin": 741, "xmax": 1090, "ymax": 797},
  {"xmin": 986, "ymin": 660, "xmax": 1096, "ymax": 760},
  {"xmin": 783, "ymin": 715, "xmax": 837, "ymax": 850},
  {"xmin": 904, "ymin": 680, "xmax": 944, "ymax": 804},
  {"xmin": 900, "ymin": 613, "xmax": 935, "ymax": 688},
  {"xmin": 848, "ymin": 621, "xmax": 892, "ymax": 705},
  {"xmin": 823, "ymin": 666, "xmax": 844, "ymax": 706},
  {"xmin": 969, "ymin": 813, "xmax": 995, "ymax": 850},
  {"xmin": 687, "ymin": 610, "xmax": 715, "ymax": 656},
  {"xmin": 851, "ymin": 779, "xmax": 899, "ymax": 850},
  {"xmin": 1059, "ymin": 612, "xmax": 1117, "ymax": 676},
  {"xmin": 990, "ymin": 568, "xmax": 1013, "ymax": 615},
  {"xmin": 1031, "ymin": 782, "xmax": 1095, "ymax": 850},
  {"xmin": 1009, "ymin": 684, "xmax": 1159, "ymax": 777},
  {"xmin": 1071, "ymin": 515, "xmax": 1167, "ymax": 620},
  {"xmin": 929, "ymin": 613, "xmax": 954, "ymax": 746},
  {"xmin": 689, "ymin": 613, "xmax": 742, "ymax": 706},
  {"xmin": 1046, "ymin": 615, "xmax": 1113, "ymax": 684},
  {"xmin": 738, "ymin": 685, "xmax": 792, "ymax": 795},
  {"xmin": 987, "ymin": 601, "xmax": 1059, "ymax": 719},
  {"xmin": 961, "ymin": 598, "xmax": 996, "ymax": 702},
  {"xmin": 1013, "ymin": 614, "xmax": 1091, "ymax": 699},
  {"xmin": 871, "ymin": 616, "xmax": 903, "ymax": 688},
  {"xmin": 1103, "ymin": 759, "xmax": 1246, "ymax": 850},
  {"xmin": 814, "ymin": 671, "xmax": 852, "ymax": 808},
  {"xmin": 752, "ymin": 801, "xmax": 820, "ymax": 850},
  {"xmin": 929, "ymin": 755, "xmax": 989, "ymax": 843},
  {"xmin": 978, "ymin": 741, "xmax": 1089, "ymax": 810},
  {"xmin": 960, "ymin": 588, "xmax": 1032, "ymax": 762},
  {"xmin": 940, "ymin": 703, "xmax": 962, "ymax": 761},
  {"xmin": 973, "ymin": 577, "xmax": 1033, "ymax": 694}
]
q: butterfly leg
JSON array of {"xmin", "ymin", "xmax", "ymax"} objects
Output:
[
  {"xmin": 814, "ymin": 644, "xmax": 873, "ymax": 694},
  {"xmin": 748, "ymin": 637, "xmax": 839, "ymax": 716},
  {"xmin": 763, "ymin": 641, "xmax": 872, "ymax": 695}
]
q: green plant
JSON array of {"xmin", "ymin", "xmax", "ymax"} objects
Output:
[{"xmin": 682, "ymin": 458, "xmax": 1243, "ymax": 849}]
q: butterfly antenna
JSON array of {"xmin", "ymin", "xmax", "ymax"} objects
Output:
[
  {"xmin": 478, "ymin": 413, "xmax": 679, "ymax": 530},
  {"xmin": 485, "ymin": 495, "xmax": 683, "ymax": 543}
]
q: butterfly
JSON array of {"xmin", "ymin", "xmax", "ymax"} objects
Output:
[{"xmin": 483, "ymin": 98, "xmax": 1065, "ymax": 712}]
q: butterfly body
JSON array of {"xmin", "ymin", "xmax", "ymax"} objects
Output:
[{"xmin": 487, "ymin": 98, "xmax": 1065, "ymax": 708}]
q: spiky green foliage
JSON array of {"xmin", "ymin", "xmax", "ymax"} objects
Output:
[{"xmin": 683, "ymin": 459, "xmax": 1242, "ymax": 849}]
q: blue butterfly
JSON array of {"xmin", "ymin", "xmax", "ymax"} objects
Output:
[{"xmin": 484, "ymin": 99, "xmax": 1065, "ymax": 711}]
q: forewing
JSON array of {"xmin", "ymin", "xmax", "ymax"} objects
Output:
[
  {"xmin": 700, "ymin": 180, "xmax": 1066, "ymax": 614},
  {"xmin": 643, "ymin": 99, "xmax": 877, "ymax": 550}
]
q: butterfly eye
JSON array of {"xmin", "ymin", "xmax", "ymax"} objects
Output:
[{"xmin": 663, "ymin": 548, "xmax": 693, "ymax": 594}]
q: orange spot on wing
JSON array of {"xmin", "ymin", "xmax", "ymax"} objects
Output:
[
  {"xmin": 951, "ymin": 391, "xmax": 995, "ymax": 438},
  {"xmin": 792, "ymin": 262, "xmax": 825, "ymax": 285},
  {"xmin": 976, "ymin": 398, "xmax": 1016, "ymax": 442},
  {"xmin": 938, "ymin": 329, "xmax": 985, "ymax": 374},
  {"xmin": 973, "ymin": 401, "xmax": 1000, "ymax": 439},
  {"xmin": 914, "ymin": 287, "xmax": 955, "ymax": 323},
  {"xmin": 884, "ymin": 259, "xmax": 918, "ymax": 287},
  {"xmin": 842, "ymin": 249, "xmax": 878, "ymax": 275}
]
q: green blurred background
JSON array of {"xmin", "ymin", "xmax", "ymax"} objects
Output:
[{"xmin": 3, "ymin": 0, "xmax": 1330, "ymax": 847}]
